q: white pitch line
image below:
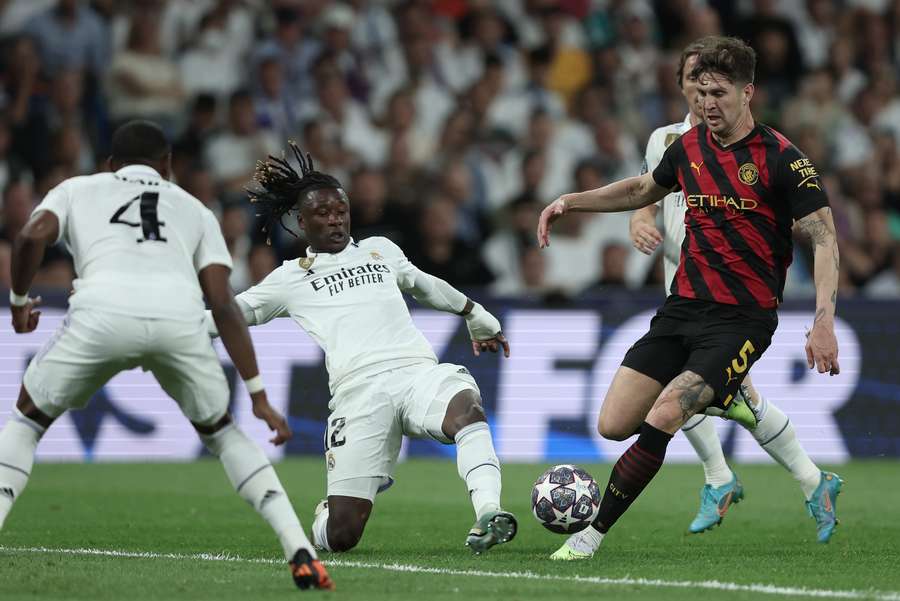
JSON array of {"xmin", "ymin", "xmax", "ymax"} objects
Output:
[{"xmin": 1, "ymin": 545, "xmax": 897, "ymax": 601}]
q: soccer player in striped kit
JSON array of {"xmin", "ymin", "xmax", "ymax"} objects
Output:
[
  {"xmin": 630, "ymin": 38, "xmax": 842, "ymax": 540},
  {"xmin": 537, "ymin": 37, "xmax": 843, "ymax": 561}
]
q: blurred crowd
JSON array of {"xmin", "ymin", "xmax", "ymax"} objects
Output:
[{"xmin": 2, "ymin": 0, "xmax": 900, "ymax": 301}]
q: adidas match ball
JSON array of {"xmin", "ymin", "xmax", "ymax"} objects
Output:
[{"xmin": 531, "ymin": 464, "xmax": 601, "ymax": 534}]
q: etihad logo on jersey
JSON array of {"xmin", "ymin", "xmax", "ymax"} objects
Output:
[
  {"xmin": 310, "ymin": 262, "xmax": 391, "ymax": 297},
  {"xmin": 686, "ymin": 194, "xmax": 758, "ymax": 212}
]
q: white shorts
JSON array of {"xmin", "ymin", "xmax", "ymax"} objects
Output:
[
  {"xmin": 23, "ymin": 309, "xmax": 229, "ymax": 425},
  {"xmin": 323, "ymin": 362, "xmax": 479, "ymax": 501}
]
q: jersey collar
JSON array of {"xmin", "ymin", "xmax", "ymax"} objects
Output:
[
  {"xmin": 115, "ymin": 165, "xmax": 164, "ymax": 179},
  {"xmin": 682, "ymin": 113, "xmax": 692, "ymax": 128},
  {"xmin": 305, "ymin": 237, "xmax": 357, "ymax": 258}
]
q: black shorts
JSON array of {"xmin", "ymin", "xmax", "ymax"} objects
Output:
[{"xmin": 621, "ymin": 295, "xmax": 777, "ymax": 410}]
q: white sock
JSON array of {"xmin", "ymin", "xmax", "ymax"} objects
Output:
[
  {"xmin": 569, "ymin": 524, "xmax": 605, "ymax": 553},
  {"xmin": 311, "ymin": 506, "xmax": 332, "ymax": 552},
  {"xmin": 202, "ymin": 424, "xmax": 314, "ymax": 560},
  {"xmin": 682, "ymin": 414, "xmax": 733, "ymax": 487},
  {"xmin": 749, "ymin": 396, "xmax": 821, "ymax": 500},
  {"xmin": 0, "ymin": 410, "xmax": 45, "ymax": 530},
  {"xmin": 455, "ymin": 422, "xmax": 502, "ymax": 519}
]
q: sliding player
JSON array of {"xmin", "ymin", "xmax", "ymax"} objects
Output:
[{"xmin": 206, "ymin": 144, "xmax": 516, "ymax": 555}]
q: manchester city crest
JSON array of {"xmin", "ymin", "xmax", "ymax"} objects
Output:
[
  {"xmin": 739, "ymin": 162, "xmax": 759, "ymax": 185},
  {"xmin": 298, "ymin": 256, "xmax": 316, "ymax": 270}
]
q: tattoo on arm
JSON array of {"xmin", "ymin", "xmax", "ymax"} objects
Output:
[
  {"xmin": 796, "ymin": 208, "xmax": 837, "ymax": 254},
  {"xmin": 814, "ymin": 307, "xmax": 826, "ymax": 325},
  {"xmin": 668, "ymin": 371, "xmax": 715, "ymax": 423},
  {"xmin": 626, "ymin": 179, "xmax": 641, "ymax": 209}
]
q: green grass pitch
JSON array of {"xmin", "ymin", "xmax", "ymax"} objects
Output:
[{"xmin": 1, "ymin": 459, "xmax": 898, "ymax": 600}]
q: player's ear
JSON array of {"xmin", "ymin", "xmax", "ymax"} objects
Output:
[{"xmin": 743, "ymin": 83, "xmax": 754, "ymax": 105}]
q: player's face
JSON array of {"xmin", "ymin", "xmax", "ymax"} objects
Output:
[
  {"xmin": 680, "ymin": 55, "xmax": 702, "ymax": 121},
  {"xmin": 298, "ymin": 188, "xmax": 351, "ymax": 253},
  {"xmin": 697, "ymin": 71, "xmax": 753, "ymax": 137}
]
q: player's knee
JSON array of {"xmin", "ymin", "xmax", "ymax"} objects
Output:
[
  {"xmin": 443, "ymin": 392, "xmax": 486, "ymax": 438},
  {"xmin": 596, "ymin": 415, "xmax": 632, "ymax": 441},
  {"xmin": 453, "ymin": 398, "xmax": 486, "ymax": 429},
  {"xmin": 327, "ymin": 519, "xmax": 366, "ymax": 552}
]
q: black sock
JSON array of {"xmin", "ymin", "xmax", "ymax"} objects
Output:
[{"xmin": 592, "ymin": 422, "xmax": 673, "ymax": 533}]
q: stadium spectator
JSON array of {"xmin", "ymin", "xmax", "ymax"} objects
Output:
[
  {"xmin": 0, "ymin": 0, "xmax": 898, "ymax": 301},
  {"xmin": 204, "ymin": 90, "xmax": 279, "ymax": 195},
  {"xmin": 25, "ymin": 0, "xmax": 108, "ymax": 78},
  {"xmin": 107, "ymin": 13, "xmax": 184, "ymax": 134},
  {"xmin": 409, "ymin": 196, "xmax": 493, "ymax": 287}
]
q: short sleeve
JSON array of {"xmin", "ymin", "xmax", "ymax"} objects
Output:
[
  {"xmin": 370, "ymin": 237, "xmax": 419, "ymax": 290},
  {"xmin": 651, "ymin": 137, "xmax": 684, "ymax": 192},
  {"xmin": 776, "ymin": 146, "xmax": 829, "ymax": 220},
  {"xmin": 193, "ymin": 209, "xmax": 233, "ymax": 273},
  {"xmin": 32, "ymin": 184, "xmax": 71, "ymax": 245},
  {"xmin": 235, "ymin": 267, "xmax": 288, "ymax": 324}
]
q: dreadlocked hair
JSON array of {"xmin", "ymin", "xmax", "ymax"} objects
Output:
[{"xmin": 247, "ymin": 141, "xmax": 343, "ymax": 244}]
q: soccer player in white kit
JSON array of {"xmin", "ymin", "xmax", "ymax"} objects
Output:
[
  {"xmin": 206, "ymin": 145, "xmax": 516, "ymax": 555},
  {"xmin": 629, "ymin": 40, "xmax": 841, "ymax": 541},
  {"xmin": 0, "ymin": 122, "xmax": 334, "ymax": 590}
]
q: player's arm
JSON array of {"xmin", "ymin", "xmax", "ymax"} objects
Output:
[
  {"xmin": 538, "ymin": 172, "xmax": 669, "ymax": 248},
  {"xmin": 384, "ymin": 238, "xmax": 509, "ymax": 357},
  {"xmin": 9, "ymin": 210, "xmax": 59, "ymax": 333},
  {"xmin": 198, "ymin": 265, "xmax": 291, "ymax": 445},
  {"xmin": 204, "ymin": 294, "xmax": 266, "ymax": 337},
  {"xmin": 407, "ymin": 270, "xmax": 509, "ymax": 358},
  {"xmin": 795, "ymin": 206, "xmax": 840, "ymax": 375}
]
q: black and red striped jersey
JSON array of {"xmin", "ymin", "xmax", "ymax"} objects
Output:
[{"xmin": 651, "ymin": 122, "xmax": 828, "ymax": 309}]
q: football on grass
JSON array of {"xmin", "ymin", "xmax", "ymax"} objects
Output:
[{"xmin": 531, "ymin": 464, "xmax": 601, "ymax": 534}]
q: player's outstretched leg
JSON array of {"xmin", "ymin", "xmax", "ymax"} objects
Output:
[
  {"xmin": 739, "ymin": 379, "xmax": 842, "ymax": 542},
  {"xmin": 681, "ymin": 414, "xmax": 744, "ymax": 534},
  {"xmin": 0, "ymin": 389, "xmax": 51, "ymax": 530},
  {"xmin": 439, "ymin": 390, "xmax": 516, "ymax": 554},
  {"xmin": 199, "ymin": 418, "xmax": 334, "ymax": 590}
]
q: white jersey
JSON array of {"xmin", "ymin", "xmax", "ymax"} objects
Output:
[
  {"xmin": 235, "ymin": 237, "xmax": 438, "ymax": 394},
  {"xmin": 643, "ymin": 113, "xmax": 693, "ymax": 292},
  {"xmin": 34, "ymin": 165, "xmax": 232, "ymax": 321}
]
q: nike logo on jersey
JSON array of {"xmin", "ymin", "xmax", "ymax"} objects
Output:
[{"xmin": 690, "ymin": 161, "xmax": 704, "ymax": 175}]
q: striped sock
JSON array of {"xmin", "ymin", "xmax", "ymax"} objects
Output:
[{"xmin": 592, "ymin": 422, "xmax": 673, "ymax": 533}]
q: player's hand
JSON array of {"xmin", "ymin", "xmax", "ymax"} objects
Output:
[
  {"xmin": 630, "ymin": 218, "xmax": 662, "ymax": 255},
  {"xmin": 251, "ymin": 391, "xmax": 293, "ymax": 445},
  {"xmin": 472, "ymin": 332, "xmax": 510, "ymax": 358},
  {"xmin": 464, "ymin": 303, "xmax": 508, "ymax": 358},
  {"xmin": 10, "ymin": 296, "xmax": 42, "ymax": 334},
  {"xmin": 805, "ymin": 320, "xmax": 840, "ymax": 375},
  {"xmin": 537, "ymin": 196, "xmax": 569, "ymax": 248}
]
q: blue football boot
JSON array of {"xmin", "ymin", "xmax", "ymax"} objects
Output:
[
  {"xmin": 688, "ymin": 473, "xmax": 744, "ymax": 533},
  {"xmin": 806, "ymin": 472, "xmax": 843, "ymax": 543}
]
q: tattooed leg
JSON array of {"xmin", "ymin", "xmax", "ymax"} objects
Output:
[{"xmin": 646, "ymin": 370, "xmax": 715, "ymax": 435}]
